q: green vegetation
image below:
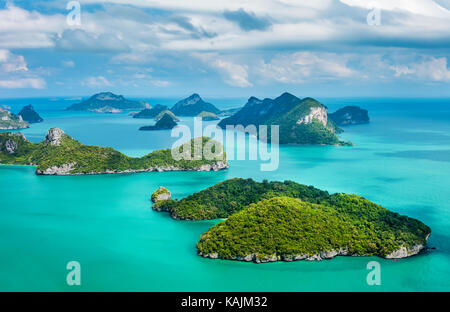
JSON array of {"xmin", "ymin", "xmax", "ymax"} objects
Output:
[
  {"xmin": 154, "ymin": 178, "xmax": 332, "ymax": 220},
  {"xmin": 171, "ymin": 94, "xmax": 221, "ymax": 116},
  {"xmin": 139, "ymin": 113, "xmax": 178, "ymax": 131},
  {"xmin": 66, "ymin": 92, "xmax": 145, "ymax": 111},
  {"xmin": 0, "ymin": 129, "xmax": 227, "ymax": 175},
  {"xmin": 197, "ymin": 196, "xmax": 431, "ymax": 261},
  {"xmin": 154, "ymin": 110, "xmax": 179, "ymax": 122},
  {"xmin": 0, "ymin": 109, "xmax": 29, "ymax": 130},
  {"xmin": 133, "ymin": 104, "xmax": 169, "ymax": 119},
  {"xmin": 218, "ymin": 93, "xmax": 351, "ymax": 145},
  {"xmin": 153, "ymin": 177, "xmax": 430, "ymax": 260},
  {"xmin": 151, "ymin": 187, "xmax": 171, "ymax": 203},
  {"xmin": 329, "ymin": 106, "xmax": 370, "ymax": 126},
  {"xmin": 197, "ymin": 111, "xmax": 219, "ymax": 121}
]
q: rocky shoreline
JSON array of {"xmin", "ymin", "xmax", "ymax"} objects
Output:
[
  {"xmin": 35, "ymin": 160, "xmax": 229, "ymax": 175},
  {"xmin": 198, "ymin": 237, "xmax": 429, "ymax": 263}
]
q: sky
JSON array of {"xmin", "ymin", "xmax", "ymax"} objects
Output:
[{"xmin": 1, "ymin": 0, "xmax": 450, "ymax": 98}]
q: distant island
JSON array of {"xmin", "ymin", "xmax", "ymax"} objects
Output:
[
  {"xmin": 154, "ymin": 110, "xmax": 179, "ymax": 122},
  {"xmin": 0, "ymin": 108, "xmax": 29, "ymax": 130},
  {"xmin": 139, "ymin": 113, "xmax": 178, "ymax": 131},
  {"xmin": 171, "ymin": 94, "xmax": 220, "ymax": 116},
  {"xmin": 218, "ymin": 107, "xmax": 241, "ymax": 117},
  {"xmin": 329, "ymin": 106, "xmax": 370, "ymax": 126},
  {"xmin": 133, "ymin": 104, "xmax": 168, "ymax": 119},
  {"xmin": 152, "ymin": 178, "xmax": 431, "ymax": 263},
  {"xmin": 18, "ymin": 105, "xmax": 44, "ymax": 123},
  {"xmin": 0, "ymin": 128, "xmax": 228, "ymax": 175},
  {"xmin": 66, "ymin": 92, "xmax": 146, "ymax": 113},
  {"xmin": 197, "ymin": 111, "xmax": 219, "ymax": 121},
  {"xmin": 218, "ymin": 92, "xmax": 350, "ymax": 145}
]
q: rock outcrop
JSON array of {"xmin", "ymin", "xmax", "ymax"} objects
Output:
[
  {"xmin": 0, "ymin": 108, "xmax": 29, "ymax": 130},
  {"xmin": 43, "ymin": 128, "xmax": 65, "ymax": 146},
  {"xmin": 151, "ymin": 187, "xmax": 172, "ymax": 203},
  {"xmin": 296, "ymin": 106, "xmax": 328, "ymax": 126}
]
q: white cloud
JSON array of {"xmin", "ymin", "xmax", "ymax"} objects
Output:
[
  {"xmin": 82, "ymin": 76, "xmax": 113, "ymax": 87},
  {"xmin": 62, "ymin": 60, "xmax": 75, "ymax": 68},
  {"xmin": 151, "ymin": 80, "xmax": 171, "ymax": 87},
  {"xmin": 257, "ymin": 52, "xmax": 356, "ymax": 84},
  {"xmin": 0, "ymin": 3, "xmax": 65, "ymax": 49},
  {"xmin": 0, "ymin": 49, "xmax": 28, "ymax": 72},
  {"xmin": 0, "ymin": 49, "xmax": 46, "ymax": 89},
  {"xmin": 390, "ymin": 57, "xmax": 450, "ymax": 81},
  {"xmin": 0, "ymin": 78, "xmax": 46, "ymax": 89},
  {"xmin": 194, "ymin": 53, "xmax": 252, "ymax": 87},
  {"xmin": 340, "ymin": 0, "xmax": 450, "ymax": 18}
]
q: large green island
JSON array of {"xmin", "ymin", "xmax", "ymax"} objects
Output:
[
  {"xmin": 0, "ymin": 128, "xmax": 228, "ymax": 175},
  {"xmin": 152, "ymin": 178, "xmax": 431, "ymax": 263},
  {"xmin": 218, "ymin": 92, "xmax": 349, "ymax": 145}
]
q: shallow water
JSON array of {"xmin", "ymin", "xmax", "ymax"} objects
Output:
[{"xmin": 0, "ymin": 97, "xmax": 449, "ymax": 291}]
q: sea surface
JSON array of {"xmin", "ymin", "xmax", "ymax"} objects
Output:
[{"xmin": 0, "ymin": 96, "xmax": 449, "ymax": 291}]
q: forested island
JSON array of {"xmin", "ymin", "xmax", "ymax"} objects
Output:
[
  {"xmin": 139, "ymin": 113, "xmax": 178, "ymax": 131},
  {"xmin": 0, "ymin": 108, "xmax": 29, "ymax": 130},
  {"xmin": 152, "ymin": 178, "xmax": 431, "ymax": 262},
  {"xmin": 0, "ymin": 128, "xmax": 228, "ymax": 175},
  {"xmin": 66, "ymin": 92, "xmax": 146, "ymax": 113},
  {"xmin": 18, "ymin": 105, "xmax": 44, "ymax": 123},
  {"xmin": 171, "ymin": 94, "xmax": 221, "ymax": 116},
  {"xmin": 218, "ymin": 93, "xmax": 350, "ymax": 145},
  {"xmin": 329, "ymin": 106, "xmax": 370, "ymax": 126}
]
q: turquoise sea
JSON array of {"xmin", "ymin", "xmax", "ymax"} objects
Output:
[{"xmin": 0, "ymin": 97, "xmax": 449, "ymax": 291}]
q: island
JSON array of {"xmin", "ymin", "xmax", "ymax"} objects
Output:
[
  {"xmin": 18, "ymin": 105, "xmax": 44, "ymax": 123},
  {"xmin": 151, "ymin": 187, "xmax": 171, "ymax": 203},
  {"xmin": 197, "ymin": 111, "xmax": 219, "ymax": 121},
  {"xmin": 66, "ymin": 92, "xmax": 146, "ymax": 113},
  {"xmin": 0, "ymin": 108, "xmax": 29, "ymax": 130},
  {"xmin": 0, "ymin": 128, "xmax": 228, "ymax": 175},
  {"xmin": 218, "ymin": 107, "xmax": 241, "ymax": 117},
  {"xmin": 151, "ymin": 178, "xmax": 431, "ymax": 262},
  {"xmin": 218, "ymin": 92, "xmax": 349, "ymax": 145},
  {"xmin": 329, "ymin": 106, "xmax": 370, "ymax": 126},
  {"xmin": 139, "ymin": 113, "xmax": 178, "ymax": 131},
  {"xmin": 171, "ymin": 94, "xmax": 221, "ymax": 116},
  {"xmin": 133, "ymin": 104, "xmax": 169, "ymax": 119},
  {"xmin": 154, "ymin": 110, "xmax": 179, "ymax": 122}
]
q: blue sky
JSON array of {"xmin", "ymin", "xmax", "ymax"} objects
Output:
[{"xmin": 1, "ymin": 0, "xmax": 450, "ymax": 98}]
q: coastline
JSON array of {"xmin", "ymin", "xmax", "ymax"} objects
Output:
[{"xmin": 198, "ymin": 239, "xmax": 430, "ymax": 263}]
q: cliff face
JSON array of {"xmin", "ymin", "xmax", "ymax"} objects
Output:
[
  {"xmin": 0, "ymin": 108, "xmax": 29, "ymax": 130},
  {"xmin": 296, "ymin": 106, "xmax": 328, "ymax": 126},
  {"xmin": 43, "ymin": 128, "xmax": 65, "ymax": 146}
]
